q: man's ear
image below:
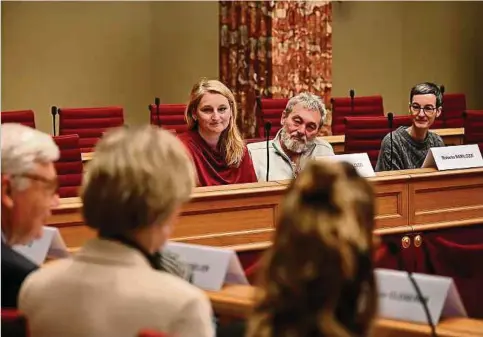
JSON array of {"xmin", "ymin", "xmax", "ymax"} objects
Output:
[
  {"xmin": 280, "ymin": 111, "xmax": 287, "ymax": 126},
  {"xmin": 1, "ymin": 175, "xmax": 14, "ymax": 209}
]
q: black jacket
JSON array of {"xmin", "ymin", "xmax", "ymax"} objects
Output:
[{"xmin": 1, "ymin": 241, "xmax": 38, "ymax": 308}]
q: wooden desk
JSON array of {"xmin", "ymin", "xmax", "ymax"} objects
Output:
[
  {"xmin": 48, "ymin": 167, "xmax": 483, "ymax": 249},
  {"xmin": 80, "ymin": 128, "xmax": 464, "ymax": 160},
  {"xmin": 206, "ymin": 284, "xmax": 483, "ymax": 337}
]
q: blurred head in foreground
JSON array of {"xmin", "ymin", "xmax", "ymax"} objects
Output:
[
  {"xmin": 81, "ymin": 125, "xmax": 195, "ymax": 252},
  {"xmin": 248, "ymin": 160, "xmax": 377, "ymax": 337}
]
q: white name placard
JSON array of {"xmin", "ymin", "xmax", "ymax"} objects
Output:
[
  {"xmin": 163, "ymin": 242, "xmax": 248, "ymax": 291},
  {"xmin": 376, "ymin": 268, "xmax": 467, "ymax": 324},
  {"xmin": 318, "ymin": 153, "xmax": 375, "ymax": 177},
  {"xmin": 12, "ymin": 226, "xmax": 69, "ymax": 265},
  {"xmin": 422, "ymin": 144, "xmax": 483, "ymax": 170}
]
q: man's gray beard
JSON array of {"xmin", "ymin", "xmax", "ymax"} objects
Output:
[{"xmin": 280, "ymin": 129, "xmax": 315, "ymax": 154}]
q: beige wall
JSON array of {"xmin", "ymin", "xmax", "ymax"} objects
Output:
[
  {"xmin": 2, "ymin": 1, "xmax": 483, "ymax": 133},
  {"xmin": 1, "ymin": 1, "xmax": 219, "ymax": 132},
  {"xmin": 1, "ymin": 1, "xmax": 153, "ymax": 131},
  {"xmin": 333, "ymin": 1, "xmax": 483, "ymax": 114}
]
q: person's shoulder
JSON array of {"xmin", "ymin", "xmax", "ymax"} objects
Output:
[
  {"xmin": 1, "ymin": 243, "xmax": 38, "ymax": 273},
  {"xmin": 22, "ymin": 258, "xmax": 71, "ymax": 286},
  {"xmin": 314, "ymin": 137, "xmax": 334, "ymax": 151},
  {"xmin": 145, "ymin": 270, "xmax": 209, "ymax": 304},
  {"xmin": 428, "ymin": 131, "xmax": 444, "ymax": 144},
  {"xmin": 247, "ymin": 140, "xmax": 272, "ymax": 152}
]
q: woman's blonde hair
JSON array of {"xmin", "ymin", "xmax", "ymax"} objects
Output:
[
  {"xmin": 185, "ymin": 79, "xmax": 245, "ymax": 167},
  {"xmin": 248, "ymin": 160, "xmax": 377, "ymax": 337},
  {"xmin": 82, "ymin": 125, "xmax": 195, "ymax": 235}
]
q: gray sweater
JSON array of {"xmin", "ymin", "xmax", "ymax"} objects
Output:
[{"xmin": 375, "ymin": 126, "xmax": 445, "ymax": 171}]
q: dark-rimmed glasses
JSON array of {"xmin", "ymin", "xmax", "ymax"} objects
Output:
[
  {"xmin": 13, "ymin": 173, "xmax": 59, "ymax": 194},
  {"xmin": 409, "ymin": 103, "xmax": 438, "ymax": 116}
]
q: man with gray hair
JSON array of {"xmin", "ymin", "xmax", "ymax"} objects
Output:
[
  {"xmin": 248, "ymin": 92, "xmax": 334, "ymax": 181},
  {"xmin": 1, "ymin": 123, "xmax": 60, "ymax": 308},
  {"xmin": 376, "ymin": 82, "xmax": 445, "ymax": 171}
]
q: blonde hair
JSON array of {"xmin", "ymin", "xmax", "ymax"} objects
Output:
[
  {"xmin": 248, "ymin": 160, "xmax": 377, "ymax": 337},
  {"xmin": 185, "ymin": 79, "xmax": 245, "ymax": 167},
  {"xmin": 82, "ymin": 125, "xmax": 195, "ymax": 235}
]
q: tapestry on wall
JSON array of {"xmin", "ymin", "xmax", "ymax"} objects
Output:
[{"xmin": 219, "ymin": 0, "xmax": 332, "ymax": 137}]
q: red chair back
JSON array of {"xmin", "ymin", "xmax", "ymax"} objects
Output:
[
  {"xmin": 149, "ymin": 104, "xmax": 188, "ymax": 134},
  {"xmin": 1, "ymin": 110, "xmax": 36, "ymax": 128},
  {"xmin": 58, "ymin": 106, "xmax": 124, "ymax": 153},
  {"xmin": 138, "ymin": 330, "xmax": 168, "ymax": 337},
  {"xmin": 344, "ymin": 115, "xmax": 412, "ymax": 167},
  {"xmin": 1, "ymin": 309, "xmax": 29, "ymax": 337},
  {"xmin": 257, "ymin": 98, "xmax": 288, "ymax": 138},
  {"xmin": 441, "ymin": 93, "xmax": 466, "ymax": 128},
  {"xmin": 53, "ymin": 134, "xmax": 83, "ymax": 198},
  {"xmin": 331, "ymin": 95, "xmax": 384, "ymax": 135},
  {"xmin": 463, "ymin": 110, "xmax": 483, "ymax": 154}
]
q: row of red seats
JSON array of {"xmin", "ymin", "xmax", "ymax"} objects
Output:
[
  {"xmin": 1, "ymin": 309, "xmax": 167, "ymax": 337},
  {"xmin": 257, "ymin": 92, "xmax": 467, "ymax": 137}
]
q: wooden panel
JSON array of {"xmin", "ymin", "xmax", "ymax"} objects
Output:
[
  {"xmin": 373, "ymin": 179, "xmax": 409, "ymax": 229},
  {"xmin": 409, "ymin": 168, "xmax": 483, "ymax": 229}
]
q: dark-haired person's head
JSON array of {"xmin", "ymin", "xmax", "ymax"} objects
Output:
[
  {"xmin": 81, "ymin": 125, "xmax": 195, "ymax": 253},
  {"xmin": 248, "ymin": 160, "xmax": 377, "ymax": 337},
  {"xmin": 409, "ymin": 82, "xmax": 442, "ymax": 131}
]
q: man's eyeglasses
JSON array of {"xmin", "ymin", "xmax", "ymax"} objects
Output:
[
  {"xmin": 409, "ymin": 103, "xmax": 438, "ymax": 116},
  {"xmin": 13, "ymin": 173, "xmax": 59, "ymax": 194}
]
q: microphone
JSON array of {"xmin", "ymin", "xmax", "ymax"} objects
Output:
[
  {"xmin": 386, "ymin": 241, "xmax": 437, "ymax": 337},
  {"xmin": 264, "ymin": 121, "xmax": 271, "ymax": 182},
  {"xmin": 154, "ymin": 97, "xmax": 161, "ymax": 127},
  {"xmin": 387, "ymin": 112, "xmax": 394, "ymax": 171},
  {"xmin": 349, "ymin": 89, "xmax": 355, "ymax": 115},
  {"xmin": 51, "ymin": 106, "xmax": 58, "ymax": 136}
]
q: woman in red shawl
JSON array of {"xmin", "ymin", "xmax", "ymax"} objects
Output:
[{"xmin": 178, "ymin": 79, "xmax": 257, "ymax": 186}]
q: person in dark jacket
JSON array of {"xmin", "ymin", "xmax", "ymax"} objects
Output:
[{"xmin": 1, "ymin": 123, "xmax": 60, "ymax": 308}]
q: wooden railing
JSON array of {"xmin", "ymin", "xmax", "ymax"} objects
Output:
[{"xmin": 49, "ymin": 167, "xmax": 483, "ymax": 250}]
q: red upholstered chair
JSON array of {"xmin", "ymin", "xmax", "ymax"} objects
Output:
[
  {"xmin": 463, "ymin": 110, "xmax": 483, "ymax": 154},
  {"xmin": 149, "ymin": 104, "xmax": 188, "ymax": 134},
  {"xmin": 344, "ymin": 115, "xmax": 412, "ymax": 167},
  {"xmin": 256, "ymin": 98, "xmax": 288, "ymax": 138},
  {"xmin": 1, "ymin": 110, "xmax": 36, "ymax": 128},
  {"xmin": 58, "ymin": 106, "xmax": 124, "ymax": 153},
  {"xmin": 138, "ymin": 330, "xmax": 168, "ymax": 337},
  {"xmin": 331, "ymin": 95, "xmax": 384, "ymax": 135},
  {"xmin": 440, "ymin": 93, "xmax": 466, "ymax": 129},
  {"xmin": 53, "ymin": 134, "xmax": 83, "ymax": 198},
  {"xmin": 1, "ymin": 309, "xmax": 29, "ymax": 337}
]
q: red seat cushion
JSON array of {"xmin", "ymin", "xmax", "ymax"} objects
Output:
[
  {"xmin": 344, "ymin": 115, "xmax": 412, "ymax": 167},
  {"xmin": 442, "ymin": 93, "xmax": 466, "ymax": 128},
  {"xmin": 149, "ymin": 104, "xmax": 188, "ymax": 134},
  {"xmin": 464, "ymin": 110, "xmax": 483, "ymax": 154},
  {"xmin": 331, "ymin": 95, "xmax": 384, "ymax": 135},
  {"xmin": 1, "ymin": 110, "xmax": 36, "ymax": 128},
  {"xmin": 58, "ymin": 106, "xmax": 124, "ymax": 153},
  {"xmin": 53, "ymin": 134, "xmax": 83, "ymax": 198},
  {"xmin": 257, "ymin": 98, "xmax": 288, "ymax": 138}
]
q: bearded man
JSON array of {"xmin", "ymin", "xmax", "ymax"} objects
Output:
[{"xmin": 248, "ymin": 93, "xmax": 334, "ymax": 181}]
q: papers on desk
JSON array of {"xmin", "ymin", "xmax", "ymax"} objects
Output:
[
  {"xmin": 317, "ymin": 152, "xmax": 376, "ymax": 177},
  {"xmin": 376, "ymin": 268, "xmax": 467, "ymax": 324},
  {"xmin": 422, "ymin": 144, "xmax": 483, "ymax": 170},
  {"xmin": 163, "ymin": 242, "xmax": 248, "ymax": 291},
  {"xmin": 12, "ymin": 226, "xmax": 69, "ymax": 265}
]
